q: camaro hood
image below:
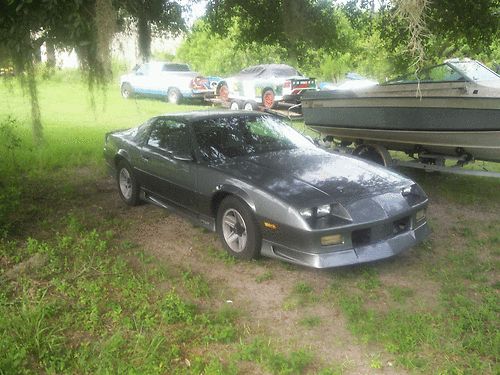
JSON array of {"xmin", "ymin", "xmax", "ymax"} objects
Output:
[{"xmin": 213, "ymin": 149, "xmax": 414, "ymax": 208}]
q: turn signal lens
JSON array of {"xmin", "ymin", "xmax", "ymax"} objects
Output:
[
  {"xmin": 321, "ymin": 234, "xmax": 344, "ymax": 246},
  {"xmin": 264, "ymin": 221, "xmax": 278, "ymax": 230},
  {"xmin": 416, "ymin": 209, "xmax": 426, "ymax": 222}
]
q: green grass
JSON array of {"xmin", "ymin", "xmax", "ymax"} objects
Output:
[
  {"xmin": 1, "ymin": 75, "xmax": 499, "ymax": 374},
  {"xmin": 326, "ymin": 221, "xmax": 500, "ymax": 374},
  {"xmin": 0, "ymin": 219, "xmax": 239, "ymax": 373},
  {"xmin": 298, "ymin": 315, "xmax": 322, "ymax": 328},
  {"xmin": 1, "ymin": 76, "xmax": 207, "ymax": 172}
]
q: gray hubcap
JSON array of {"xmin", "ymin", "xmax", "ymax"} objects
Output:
[
  {"xmin": 222, "ymin": 208, "xmax": 247, "ymax": 253},
  {"xmin": 168, "ymin": 91, "xmax": 179, "ymax": 104},
  {"xmin": 119, "ymin": 168, "xmax": 133, "ymax": 200}
]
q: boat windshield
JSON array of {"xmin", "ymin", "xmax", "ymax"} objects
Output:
[
  {"xmin": 449, "ymin": 61, "xmax": 500, "ymax": 81},
  {"xmin": 385, "ymin": 64, "xmax": 465, "ymax": 84},
  {"xmin": 385, "ymin": 60, "xmax": 500, "ymax": 85}
]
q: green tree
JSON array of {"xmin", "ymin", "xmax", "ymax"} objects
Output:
[
  {"xmin": 205, "ymin": 0, "xmax": 340, "ymax": 65},
  {"xmin": 176, "ymin": 20, "xmax": 288, "ymax": 76},
  {"xmin": 0, "ymin": 0, "xmax": 185, "ymax": 144}
]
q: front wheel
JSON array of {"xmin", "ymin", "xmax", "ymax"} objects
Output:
[
  {"xmin": 216, "ymin": 196, "xmax": 261, "ymax": 260},
  {"xmin": 262, "ymin": 89, "xmax": 275, "ymax": 109},
  {"xmin": 117, "ymin": 161, "xmax": 140, "ymax": 206},
  {"xmin": 230, "ymin": 101, "xmax": 240, "ymax": 110}
]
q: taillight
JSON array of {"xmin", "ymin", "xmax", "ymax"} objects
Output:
[
  {"xmin": 283, "ymin": 80, "xmax": 291, "ymax": 88},
  {"xmin": 191, "ymin": 76, "xmax": 208, "ymax": 89}
]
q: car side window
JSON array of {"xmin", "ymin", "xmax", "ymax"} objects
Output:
[
  {"xmin": 136, "ymin": 64, "xmax": 149, "ymax": 76},
  {"xmin": 147, "ymin": 119, "xmax": 191, "ymax": 155}
]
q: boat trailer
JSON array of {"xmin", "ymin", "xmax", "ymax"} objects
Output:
[{"xmin": 319, "ymin": 138, "xmax": 500, "ymax": 178}]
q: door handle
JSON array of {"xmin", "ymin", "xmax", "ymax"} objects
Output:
[{"xmin": 141, "ymin": 155, "xmax": 150, "ymax": 162}]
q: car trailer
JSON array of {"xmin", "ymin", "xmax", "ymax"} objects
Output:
[{"xmin": 204, "ymin": 97, "xmax": 304, "ymax": 120}]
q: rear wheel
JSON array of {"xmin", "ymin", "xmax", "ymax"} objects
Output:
[
  {"xmin": 262, "ymin": 89, "xmax": 275, "ymax": 109},
  {"xmin": 216, "ymin": 196, "xmax": 261, "ymax": 260},
  {"xmin": 121, "ymin": 83, "xmax": 134, "ymax": 99},
  {"xmin": 243, "ymin": 102, "xmax": 256, "ymax": 111},
  {"xmin": 218, "ymin": 84, "xmax": 229, "ymax": 102},
  {"xmin": 116, "ymin": 161, "xmax": 140, "ymax": 206},
  {"xmin": 167, "ymin": 88, "xmax": 182, "ymax": 104},
  {"xmin": 352, "ymin": 145, "xmax": 386, "ymax": 165},
  {"xmin": 230, "ymin": 101, "xmax": 240, "ymax": 110}
]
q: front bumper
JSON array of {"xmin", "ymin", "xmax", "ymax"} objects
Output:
[{"xmin": 260, "ymin": 220, "xmax": 429, "ymax": 268}]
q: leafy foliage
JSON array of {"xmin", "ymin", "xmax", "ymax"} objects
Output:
[
  {"xmin": 206, "ymin": 0, "xmax": 340, "ymax": 63},
  {"xmin": 0, "ymin": 0, "xmax": 185, "ymax": 142}
]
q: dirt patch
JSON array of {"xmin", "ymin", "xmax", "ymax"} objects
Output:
[
  {"xmin": 115, "ymin": 200, "xmax": 406, "ymax": 374},
  {"xmin": 3, "ymin": 253, "xmax": 48, "ymax": 281},
  {"xmin": 37, "ymin": 171, "xmax": 499, "ymax": 374}
]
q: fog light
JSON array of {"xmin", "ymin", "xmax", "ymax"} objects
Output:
[
  {"xmin": 299, "ymin": 208, "xmax": 313, "ymax": 218},
  {"xmin": 321, "ymin": 234, "xmax": 344, "ymax": 246},
  {"xmin": 317, "ymin": 204, "xmax": 331, "ymax": 217},
  {"xmin": 416, "ymin": 209, "xmax": 426, "ymax": 222}
]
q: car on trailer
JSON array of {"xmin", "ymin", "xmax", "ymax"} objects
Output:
[{"xmin": 217, "ymin": 64, "xmax": 316, "ymax": 110}]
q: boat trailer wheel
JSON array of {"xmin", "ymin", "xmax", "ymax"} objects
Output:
[{"xmin": 353, "ymin": 144, "xmax": 392, "ymax": 167}]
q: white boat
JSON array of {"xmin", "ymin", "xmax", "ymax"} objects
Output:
[{"xmin": 302, "ymin": 59, "xmax": 500, "ymax": 163}]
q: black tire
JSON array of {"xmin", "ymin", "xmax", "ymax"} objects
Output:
[
  {"xmin": 243, "ymin": 102, "xmax": 256, "ymax": 111},
  {"xmin": 218, "ymin": 84, "xmax": 229, "ymax": 101},
  {"xmin": 121, "ymin": 83, "xmax": 134, "ymax": 99},
  {"xmin": 230, "ymin": 101, "xmax": 240, "ymax": 110},
  {"xmin": 116, "ymin": 161, "xmax": 140, "ymax": 206},
  {"xmin": 167, "ymin": 88, "xmax": 182, "ymax": 104},
  {"xmin": 216, "ymin": 196, "xmax": 261, "ymax": 260},
  {"xmin": 353, "ymin": 145, "xmax": 385, "ymax": 165}
]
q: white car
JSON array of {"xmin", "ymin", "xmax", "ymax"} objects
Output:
[{"xmin": 120, "ymin": 62, "xmax": 213, "ymax": 104}]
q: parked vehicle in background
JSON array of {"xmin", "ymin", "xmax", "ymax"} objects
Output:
[
  {"xmin": 120, "ymin": 62, "xmax": 213, "ymax": 104},
  {"xmin": 319, "ymin": 72, "xmax": 378, "ymax": 91},
  {"xmin": 104, "ymin": 110, "xmax": 429, "ymax": 268},
  {"xmin": 217, "ymin": 64, "xmax": 316, "ymax": 110}
]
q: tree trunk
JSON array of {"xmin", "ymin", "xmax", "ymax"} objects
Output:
[
  {"xmin": 26, "ymin": 61, "xmax": 43, "ymax": 145},
  {"xmin": 137, "ymin": 16, "xmax": 151, "ymax": 62},
  {"xmin": 46, "ymin": 41, "xmax": 56, "ymax": 68}
]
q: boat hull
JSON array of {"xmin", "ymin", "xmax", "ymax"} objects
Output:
[{"xmin": 302, "ymin": 94, "xmax": 500, "ymax": 162}]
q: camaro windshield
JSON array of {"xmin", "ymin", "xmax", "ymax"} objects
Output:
[{"xmin": 193, "ymin": 115, "xmax": 314, "ymax": 161}]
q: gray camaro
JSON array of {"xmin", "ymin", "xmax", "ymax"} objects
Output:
[{"xmin": 104, "ymin": 111, "xmax": 429, "ymax": 268}]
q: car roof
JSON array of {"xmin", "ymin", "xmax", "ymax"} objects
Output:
[{"xmin": 236, "ymin": 64, "xmax": 301, "ymax": 78}]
